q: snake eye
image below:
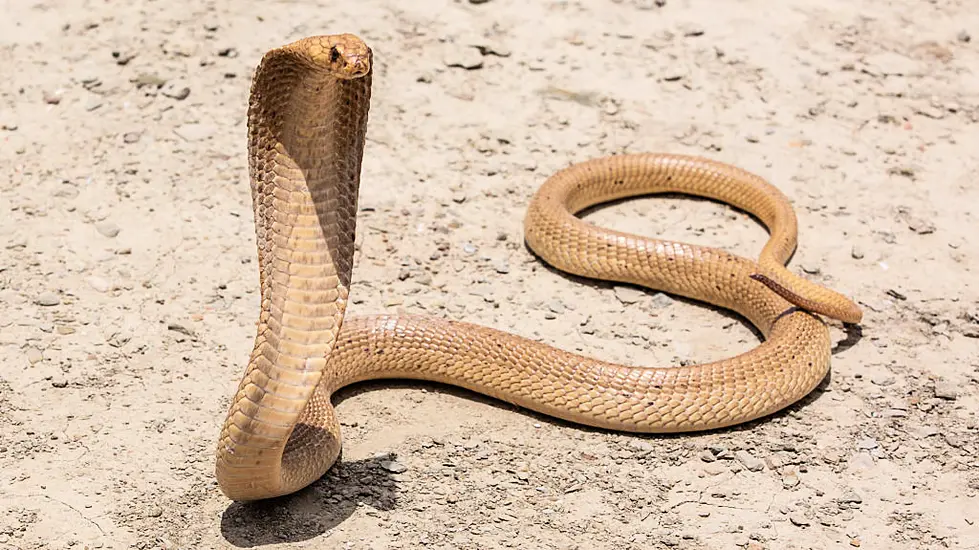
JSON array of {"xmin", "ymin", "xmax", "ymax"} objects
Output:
[{"xmin": 329, "ymin": 46, "xmax": 341, "ymax": 63}]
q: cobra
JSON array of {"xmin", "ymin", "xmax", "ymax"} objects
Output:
[{"xmin": 214, "ymin": 34, "xmax": 862, "ymax": 501}]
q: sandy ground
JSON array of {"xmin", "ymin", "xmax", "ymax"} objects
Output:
[{"xmin": 2, "ymin": 0, "xmax": 978, "ymax": 548}]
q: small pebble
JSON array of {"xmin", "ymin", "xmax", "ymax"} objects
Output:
[
  {"xmin": 167, "ymin": 323, "xmax": 196, "ymax": 339},
  {"xmin": 916, "ymin": 427, "xmax": 940, "ymax": 439},
  {"xmin": 907, "ymin": 217, "xmax": 936, "ymax": 235},
  {"xmin": 702, "ymin": 463, "xmax": 727, "ymax": 476},
  {"xmin": 43, "ymin": 90, "xmax": 63, "ymax": 105},
  {"xmin": 629, "ymin": 439, "xmax": 654, "ymax": 452},
  {"xmin": 734, "ymin": 450, "xmax": 765, "ymax": 472},
  {"xmin": 51, "ymin": 377, "xmax": 68, "ymax": 388},
  {"xmin": 801, "ymin": 264, "xmax": 821, "ymax": 275},
  {"xmin": 95, "ymin": 221, "xmax": 121, "ymax": 238},
  {"xmin": 681, "ymin": 24, "xmax": 705, "ymax": 37},
  {"xmin": 614, "ymin": 285, "xmax": 644, "ymax": 305},
  {"xmin": 36, "ymin": 291, "xmax": 61, "ymax": 306},
  {"xmin": 133, "ymin": 73, "xmax": 166, "ymax": 88},
  {"xmin": 113, "ymin": 51, "xmax": 137, "ymax": 65},
  {"xmin": 933, "ymin": 379, "xmax": 958, "ymax": 400},
  {"xmin": 886, "ymin": 288, "xmax": 907, "ymax": 301},
  {"xmin": 167, "ymin": 40, "xmax": 197, "ymax": 57},
  {"xmin": 86, "ymin": 276, "xmax": 111, "ymax": 293},
  {"xmin": 651, "ymin": 292, "xmax": 674, "ymax": 308},
  {"xmin": 443, "ymin": 46, "xmax": 484, "ymax": 70},
  {"xmin": 914, "ymin": 104, "xmax": 945, "ymax": 119},
  {"xmin": 709, "ymin": 445, "xmax": 729, "ymax": 458},
  {"xmin": 123, "ymin": 132, "xmax": 141, "ymax": 144},
  {"xmin": 862, "ymin": 51, "xmax": 922, "ymax": 77},
  {"xmin": 888, "ymin": 165, "xmax": 917, "ymax": 179},
  {"xmin": 789, "ymin": 513, "xmax": 810, "ymax": 527},
  {"xmin": 957, "ymin": 30, "xmax": 971, "ymax": 43},
  {"xmin": 782, "ymin": 471, "xmax": 800, "ymax": 488},
  {"xmin": 856, "ymin": 438, "xmax": 878, "ymax": 450},
  {"xmin": 851, "ymin": 245, "xmax": 864, "ymax": 260},
  {"xmin": 26, "ymin": 347, "xmax": 44, "ymax": 364},
  {"xmin": 381, "ymin": 460, "xmax": 407, "ymax": 473},
  {"xmin": 870, "ymin": 374, "xmax": 895, "ymax": 386},
  {"xmin": 161, "ymin": 82, "xmax": 191, "ymax": 100},
  {"xmin": 966, "ymin": 308, "xmax": 979, "ymax": 323},
  {"xmin": 474, "ymin": 41, "xmax": 511, "ymax": 58}
]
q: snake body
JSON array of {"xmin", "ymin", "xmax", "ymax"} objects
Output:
[{"xmin": 214, "ymin": 34, "xmax": 862, "ymax": 501}]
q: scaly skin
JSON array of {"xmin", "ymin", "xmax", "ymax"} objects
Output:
[{"xmin": 214, "ymin": 34, "xmax": 862, "ymax": 502}]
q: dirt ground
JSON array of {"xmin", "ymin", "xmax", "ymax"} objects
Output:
[{"xmin": 2, "ymin": 0, "xmax": 978, "ymax": 548}]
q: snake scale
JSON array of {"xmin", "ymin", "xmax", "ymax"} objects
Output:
[{"xmin": 214, "ymin": 34, "xmax": 862, "ymax": 501}]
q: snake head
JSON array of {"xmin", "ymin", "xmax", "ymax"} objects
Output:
[{"xmin": 307, "ymin": 34, "xmax": 372, "ymax": 80}]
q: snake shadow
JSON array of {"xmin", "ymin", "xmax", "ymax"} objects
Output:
[{"xmin": 219, "ymin": 452, "xmax": 399, "ymax": 547}]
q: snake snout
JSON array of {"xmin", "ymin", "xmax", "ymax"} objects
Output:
[{"xmin": 343, "ymin": 54, "xmax": 371, "ymax": 78}]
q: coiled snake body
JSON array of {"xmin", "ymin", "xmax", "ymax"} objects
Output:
[{"xmin": 215, "ymin": 34, "xmax": 862, "ymax": 501}]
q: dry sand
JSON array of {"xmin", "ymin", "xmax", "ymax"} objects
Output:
[{"xmin": 1, "ymin": 0, "xmax": 978, "ymax": 548}]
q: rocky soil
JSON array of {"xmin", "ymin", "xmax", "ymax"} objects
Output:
[{"xmin": 1, "ymin": 0, "xmax": 977, "ymax": 548}]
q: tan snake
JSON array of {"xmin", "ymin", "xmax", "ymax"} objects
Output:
[{"xmin": 214, "ymin": 34, "xmax": 863, "ymax": 501}]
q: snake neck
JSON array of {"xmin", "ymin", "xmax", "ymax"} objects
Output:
[
  {"xmin": 215, "ymin": 41, "xmax": 373, "ymax": 501},
  {"xmin": 246, "ymin": 50, "xmax": 373, "ymax": 304}
]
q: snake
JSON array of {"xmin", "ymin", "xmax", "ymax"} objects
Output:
[{"xmin": 214, "ymin": 34, "xmax": 863, "ymax": 502}]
